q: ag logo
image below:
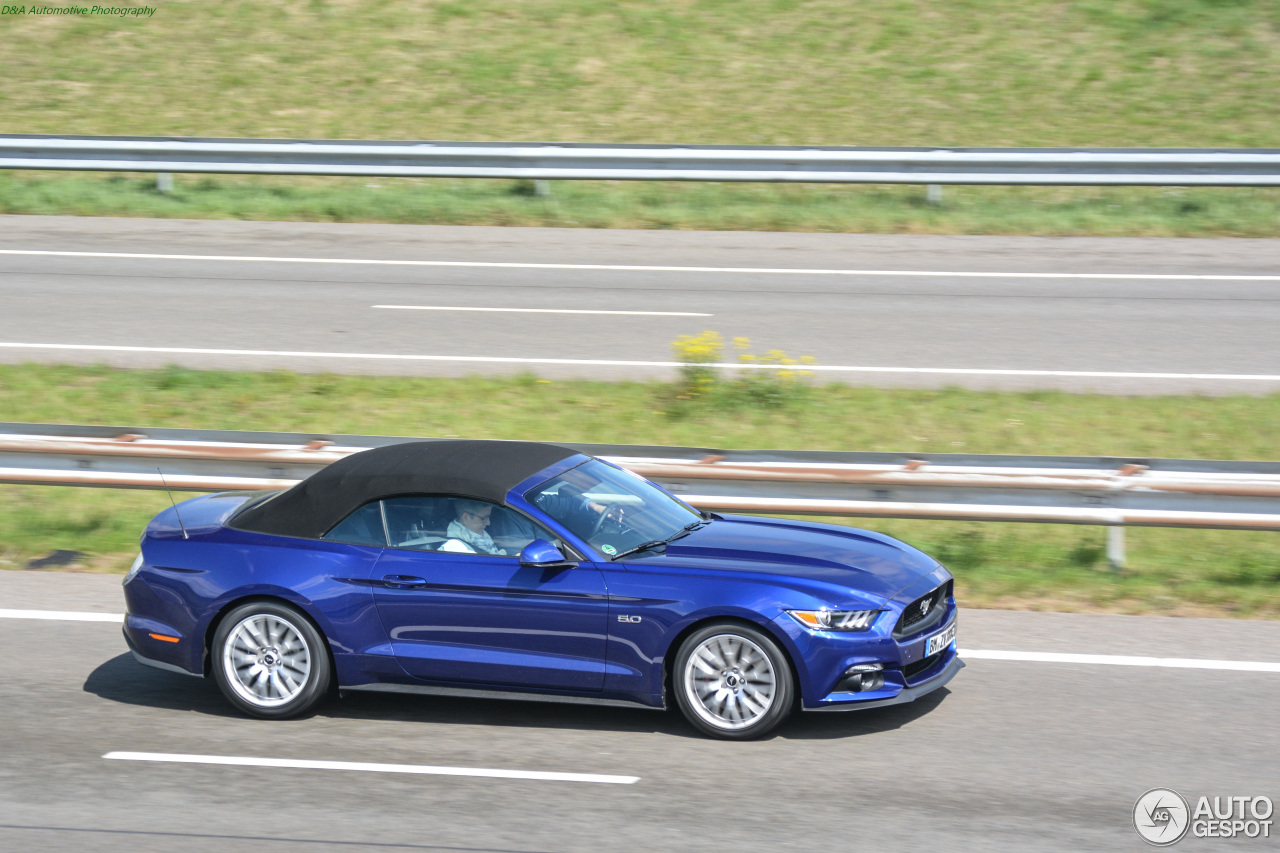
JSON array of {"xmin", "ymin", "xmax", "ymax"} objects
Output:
[
  {"xmin": 919, "ymin": 598, "xmax": 932, "ymax": 616},
  {"xmin": 1134, "ymin": 788, "xmax": 1190, "ymax": 846}
]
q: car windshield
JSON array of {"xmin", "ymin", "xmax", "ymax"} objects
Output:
[{"xmin": 527, "ymin": 459, "xmax": 702, "ymax": 557}]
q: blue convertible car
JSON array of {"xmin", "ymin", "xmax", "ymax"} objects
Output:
[{"xmin": 124, "ymin": 440, "xmax": 961, "ymax": 739}]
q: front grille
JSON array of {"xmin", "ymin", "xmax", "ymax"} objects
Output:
[
  {"xmin": 893, "ymin": 580, "xmax": 952, "ymax": 638},
  {"xmin": 902, "ymin": 651, "xmax": 942, "ymax": 681}
]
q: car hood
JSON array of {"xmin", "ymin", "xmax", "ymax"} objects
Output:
[{"xmin": 637, "ymin": 515, "xmax": 939, "ymax": 602}]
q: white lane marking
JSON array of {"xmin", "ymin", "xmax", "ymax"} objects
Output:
[
  {"xmin": 0, "ymin": 249, "xmax": 1276, "ymax": 281},
  {"xmin": 103, "ymin": 751, "xmax": 639, "ymax": 785},
  {"xmin": 0, "ymin": 343, "xmax": 1277, "ymax": 381},
  {"xmin": 373, "ymin": 305, "xmax": 711, "ymax": 316},
  {"xmin": 0, "ymin": 608, "xmax": 123, "ymax": 623},
  {"xmin": 960, "ymin": 649, "xmax": 1280, "ymax": 672}
]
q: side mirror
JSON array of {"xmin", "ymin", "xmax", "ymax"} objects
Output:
[{"xmin": 518, "ymin": 539, "xmax": 576, "ymax": 568}]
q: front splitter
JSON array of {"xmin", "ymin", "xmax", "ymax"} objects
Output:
[{"xmin": 805, "ymin": 654, "xmax": 964, "ymax": 712}]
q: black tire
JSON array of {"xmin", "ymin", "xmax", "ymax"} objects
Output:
[
  {"xmin": 211, "ymin": 600, "xmax": 332, "ymax": 719},
  {"xmin": 672, "ymin": 621, "xmax": 795, "ymax": 740}
]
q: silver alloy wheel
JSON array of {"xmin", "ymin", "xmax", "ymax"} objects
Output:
[
  {"xmin": 682, "ymin": 633, "xmax": 777, "ymax": 731},
  {"xmin": 222, "ymin": 613, "xmax": 312, "ymax": 708}
]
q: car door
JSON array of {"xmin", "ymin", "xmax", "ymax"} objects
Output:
[{"xmin": 370, "ymin": 495, "xmax": 610, "ymax": 691}]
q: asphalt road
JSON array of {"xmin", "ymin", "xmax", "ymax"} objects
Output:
[
  {"xmin": 1, "ymin": 216, "xmax": 1278, "ymax": 393},
  {"xmin": 1, "ymin": 571, "xmax": 1277, "ymax": 852}
]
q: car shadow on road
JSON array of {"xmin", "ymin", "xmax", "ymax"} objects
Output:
[
  {"xmin": 330, "ymin": 688, "xmax": 697, "ymax": 737},
  {"xmin": 83, "ymin": 652, "xmax": 696, "ymax": 735},
  {"xmin": 83, "ymin": 652, "xmax": 240, "ymax": 718},
  {"xmin": 85, "ymin": 653, "xmax": 954, "ymax": 740},
  {"xmin": 780, "ymin": 687, "xmax": 952, "ymax": 740}
]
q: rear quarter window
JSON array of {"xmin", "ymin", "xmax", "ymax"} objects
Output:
[{"xmin": 322, "ymin": 501, "xmax": 387, "ymax": 547}]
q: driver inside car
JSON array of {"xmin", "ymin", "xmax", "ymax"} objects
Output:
[{"xmin": 439, "ymin": 499, "xmax": 508, "ymax": 556}]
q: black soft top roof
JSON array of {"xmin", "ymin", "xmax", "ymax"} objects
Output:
[{"xmin": 232, "ymin": 439, "xmax": 581, "ymax": 539}]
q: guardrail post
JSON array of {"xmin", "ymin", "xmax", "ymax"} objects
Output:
[
  {"xmin": 534, "ymin": 180, "xmax": 550, "ymax": 197},
  {"xmin": 156, "ymin": 173, "xmax": 174, "ymax": 194},
  {"xmin": 926, "ymin": 184, "xmax": 942, "ymax": 205},
  {"xmin": 1107, "ymin": 525, "xmax": 1126, "ymax": 569}
]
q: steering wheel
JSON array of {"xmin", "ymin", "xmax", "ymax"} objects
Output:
[{"xmin": 590, "ymin": 502, "xmax": 628, "ymax": 538}]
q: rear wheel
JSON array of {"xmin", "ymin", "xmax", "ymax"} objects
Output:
[
  {"xmin": 673, "ymin": 622, "xmax": 794, "ymax": 739},
  {"xmin": 212, "ymin": 601, "xmax": 331, "ymax": 719}
]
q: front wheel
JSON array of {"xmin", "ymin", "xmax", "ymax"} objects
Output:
[
  {"xmin": 673, "ymin": 622, "xmax": 794, "ymax": 739},
  {"xmin": 212, "ymin": 601, "xmax": 332, "ymax": 719}
]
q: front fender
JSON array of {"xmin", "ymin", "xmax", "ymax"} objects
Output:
[{"xmin": 654, "ymin": 605, "xmax": 813, "ymax": 704}]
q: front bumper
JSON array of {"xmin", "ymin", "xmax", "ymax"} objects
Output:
[
  {"xmin": 774, "ymin": 567, "xmax": 963, "ymax": 710},
  {"xmin": 805, "ymin": 653, "xmax": 963, "ymax": 712}
]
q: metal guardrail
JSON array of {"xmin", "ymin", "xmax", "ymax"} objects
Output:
[
  {"xmin": 2, "ymin": 425, "xmax": 1279, "ymax": 541},
  {"xmin": 2, "ymin": 135, "xmax": 1279, "ymax": 186}
]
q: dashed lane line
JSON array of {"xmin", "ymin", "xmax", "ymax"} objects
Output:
[
  {"xmin": 372, "ymin": 305, "xmax": 711, "ymax": 316},
  {"xmin": 958, "ymin": 649, "xmax": 1280, "ymax": 672},
  {"xmin": 0, "ymin": 608, "xmax": 123, "ymax": 623},
  {"xmin": 103, "ymin": 751, "xmax": 640, "ymax": 785}
]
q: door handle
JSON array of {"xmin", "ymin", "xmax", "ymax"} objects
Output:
[{"xmin": 381, "ymin": 575, "xmax": 427, "ymax": 589}]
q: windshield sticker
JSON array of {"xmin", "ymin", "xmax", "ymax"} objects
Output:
[{"xmin": 601, "ymin": 544, "xmax": 617, "ymax": 556}]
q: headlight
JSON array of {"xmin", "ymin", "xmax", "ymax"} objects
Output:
[
  {"xmin": 123, "ymin": 553, "xmax": 144, "ymax": 585},
  {"xmin": 787, "ymin": 609, "xmax": 880, "ymax": 632}
]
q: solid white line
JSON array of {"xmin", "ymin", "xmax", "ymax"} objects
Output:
[
  {"xmin": 960, "ymin": 649, "xmax": 1280, "ymax": 672},
  {"xmin": 0, "ymin": 608, "xmax": 123, "ymax": 623},
  {"xmin": 373, "ymin": 305, "xmax": 711, "ymax": 316},
  {"xmin": 0, "ymin": 342, "xmax": 1277, "ymax": 381},
  {"xmin": 103, "ymin": 751, "xmax": 639, "ymax": 785},
  {"xmin": 0, "ymin": 249, "xmax": 1276, "ymax": 281}
]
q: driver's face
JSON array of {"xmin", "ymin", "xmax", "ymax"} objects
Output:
[{"xmin": 461, "ymin": 508, "xmax": 492, "ymax": 534}]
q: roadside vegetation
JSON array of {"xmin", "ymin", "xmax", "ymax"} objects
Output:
[
  {"xmin": 0, "ymin": 0, "xmax": 1277, "ymax": 235},
  {"xmin": 1, "ymin": 174, "xmax": 1276, "ymax": 238},
  {"xmin": 1, "ymin": 363, "xmax": 1277, "ymax": 618}
]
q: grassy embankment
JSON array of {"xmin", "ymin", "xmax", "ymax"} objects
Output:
[
  {"xmin": 0, "ymin": 0, "xmax": 1277, "ymax": 235},
  {"xmin": 1, "ymin": 363, "xmax": 1277, "ymax": 618}
]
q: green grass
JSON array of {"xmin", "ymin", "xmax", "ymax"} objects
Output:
[
  {"xmin": 1, "ymin": 173, "xmax": 1276, "ymax": 237},
  {"xmin": 1, "ymin": 363, "xmax": 1278, "ymax": 618},
  {"xmin": 0, "ymin": 0, "xmax": 1277, "ymax": 235},
  {"xmin": 850, "ymin": 520, "xmax": 1280, "ymax": 618},
  {"xmin": 3, "ymin": 0, "xmax": 1277, "ymax": 145}
]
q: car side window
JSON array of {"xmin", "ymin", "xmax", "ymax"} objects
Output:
[
  {"xmin": 381, "ymin": 495, "xmax": 562, "ymax": 557},
  {"xmin": 322, "ymin": 501, "xmax": 387, "ymax": 547}
]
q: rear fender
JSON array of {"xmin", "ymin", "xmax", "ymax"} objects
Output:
[{"xmin": 201, "ymin": 589, "xmax": 336, "ymax": 679}]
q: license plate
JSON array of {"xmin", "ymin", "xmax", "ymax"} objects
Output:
[{"xmin": 925, "ymin": 621, "xmax": 957, "ymax": 656}]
